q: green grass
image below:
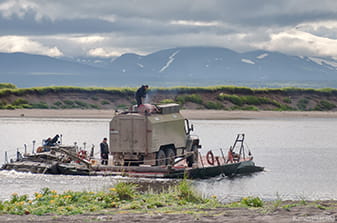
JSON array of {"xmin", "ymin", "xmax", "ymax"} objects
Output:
[
  {"xmin": 2, "ymin": 183, "xmax": 336, "ymax": 217},
  {"xmin": 0, "ymin": 83, "xmax": 16, "ymax": 89},
  {"xmin": 160, "ymin": 99, "xmax": 175, "ymax": 104},
  {"xmin": 0, "ymin": 180, "xmax": 222, "ymax": 216}
]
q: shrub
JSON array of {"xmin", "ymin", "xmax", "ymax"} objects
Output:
[
  {"xmin": 4, "ymin": 104, "xmax": 15, "ymax": 110},
  {"xmin": 218, "ymin": 94, "xmax": 243, "ymax": 106},
  {"xmin": 12, "ymin": 98, "xmax": 28, "ymax": 106},
  {"xmin": 101, "ymin": 100, "xmax": 110, "ymax": 105},
  {"xmin": 31, "ymin": 102, "xmax": 49, "ymax": 109},
  {"xmin": 177, "ymin": 179, "xmax": 203, "ymax": 203},
  {"xmin": 63, "ymin": 100, "xmax": 74, "ymax": 106},
  {"xmin": 218, "ymin": 94, "xmax": 281, "ymax": 108},
  {"xmin": 114, "ymin": 182, "xmax": 138, "ymax": 200},
  {"xmin": 283, "ymin": 97, "xmax": 291, "ymax": 104},
  {"xmin": 53, "ymin": 101, "xmax": 63, "ymax": 107},
  {"xmin": 241, "ymin": 196, "xmax": 263, "ymax": 207},
  {"xmin": 0, "ymin": 101, "xmax": 5, "ymax": 109},
  {"xmin": 89, "ymin": 104, "xmax": 99, "ymax": 109},
  {"xmin": 0, "ymin": 83, "xmax": 16, "ymax": 89},
  {"xmin": 297, "ymin": 98, "xmax": 309, "ymax": 110},
  {"xmin": 187, "ymin": 94, "xmax": 203, "ymax": 104},
  {"xmin": 74, "ymin": 100, "xmax": 89, "ymax": 108},
  {"xmin": 314, "ymin": 100, "xmax": 336, "ymax": 111},
  {"xmin": 241, "ymin": 106, "xmax": 259, "ymax": 111},
  {"xmin": 116, "ymin": 104, "xmax": 128, "ymax": 109},
  {"xmin": 204, "ymin": 101, "xmax": 224, "ymax": 110}
]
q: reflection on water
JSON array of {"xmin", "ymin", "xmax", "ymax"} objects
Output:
[{"xmin": 0, "ymin": 117, "xmax": 337, "ymax": 201}]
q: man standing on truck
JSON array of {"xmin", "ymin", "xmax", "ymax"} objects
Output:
[
  {"xmin": 100, "ymin": 138, "xmax": 109, "ymax": 165},
  {"xmin": 135, "ymin": 85, "xmax": 149, "ymax": 106}
]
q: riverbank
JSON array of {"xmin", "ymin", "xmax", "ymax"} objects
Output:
[
  {"xmin": 1, "ymin": 86, "xmax": 337, "ymax": 112},
  {"xmin": 1, "ymin": 200, "xmax": 336, "ymax": 223},
  {"xmin": 0, "ymin": 109, "xmax": 337, "ymax": 120}
]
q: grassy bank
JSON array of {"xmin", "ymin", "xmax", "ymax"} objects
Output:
[
  {"xmin": 0, "ymin": 84, "xmax": 336, "ymax": 111},
  {"xmin": 0, "ymin": 180, "xmax": 222, "ymax": 216},
  {"xmin": 1, "ymin": 180, "xmax": 336, "ymax": 218}
]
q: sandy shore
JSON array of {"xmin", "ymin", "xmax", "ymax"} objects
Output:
[{"xmin": 0, "ymin": 109, "xmax": 337, "ymax": 120}]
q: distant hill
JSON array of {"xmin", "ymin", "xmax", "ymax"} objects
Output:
[{"xmin": 1, "ymin": 47, "xmax": 337, "ymax": 88}]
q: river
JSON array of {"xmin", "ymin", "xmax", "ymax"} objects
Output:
[{"xmin": 0, "ymin": 116, "xmax": 336, "ymax": 202}]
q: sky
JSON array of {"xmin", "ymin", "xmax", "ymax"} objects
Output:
[{"xmin": 1, "ymin": 0, "xmax": 337, "ymax": 58}]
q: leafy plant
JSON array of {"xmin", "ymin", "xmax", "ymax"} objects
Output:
[
  {"xmin": 218, "ymin": 94, "xmax": 243, "ymax": 106},
  {"xmin": 101, "ymin": 100, "xmax": 110, "ymax": 105},
  {"xmin": 12, "ymin": 98, "xmax": 28, "ymax": 106},
  {"xmin": 297, "ymin": 98, "xmax": 309, "ymax": 110},
  {"xmin": 53, "ymin": 101, "xmax": 63, "ymax": 107},
  {"xmin": 204, "ymin": 101, "xmax": 224, "ymax": 110},
  {"xmin": 314, "ymin": 100, "xmax": 336, "ymax": 111},
  {"xmin": 74, "ymin": 100, "xmax": 89, "ymax": 108},
  {"xmin": 241, "ymin": 196, "xmax": 264, "ymax": 207},
  {"xmin": 63, "ymin": 100, "xmax": 74, "ymax": 106},
  {"xmin": 177, "ymin": 179, "xmax": 202, "ymax": 203},
  {"xmin": 114, "ymin": 182, "xmax": 138, "ymax": 200},
  {"xmin": 241, "ymin": 106, "xmax": 259, "ymax": 111},
  {"xmin": 283, "ymin": 97, "xmax": 291, "ymax": 104},
  {"xmin": 30, "ymin": 102, "xmax": 49, "ymax": 109},
  {"xmin": 89, "ymin": 104, "xmax": 99, "ymax": 109}
]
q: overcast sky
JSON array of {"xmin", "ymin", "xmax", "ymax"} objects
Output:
[{"xmin": 1, "ymin": 0, "xmax": 337, "ymax": 58}]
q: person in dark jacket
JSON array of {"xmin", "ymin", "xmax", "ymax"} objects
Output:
[
  {"xmin": 100, "ymin": 138, "xmax": 109, "ymax": 165},
  {"xmin": 135, "ymin": 85, "xmax": 149, "ymax": 106}
]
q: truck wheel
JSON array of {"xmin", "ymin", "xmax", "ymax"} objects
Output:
[
  {"xmin": 186, "ymin": 145, "xmax": 198, "ymax": 167},
  {"xmin": 166, "ymin": 148, "xmax": 176, "ymax": 166},
  {"xmin": 156, "ymin": 149, "xmax": 167, "ymax": 166}
]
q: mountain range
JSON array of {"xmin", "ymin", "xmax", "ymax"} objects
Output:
[{"xmin": 1, "ymin": 47, "xmax": 337, "ymax": 88}]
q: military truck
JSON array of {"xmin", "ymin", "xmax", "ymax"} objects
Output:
[{"xmin": 109, "ymin": 103, "xmax": 200, "ymax": 167}]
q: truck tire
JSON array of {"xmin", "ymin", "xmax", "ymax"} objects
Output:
[
  {"xmin": 156, "ymin": 149, "xmax": 167, "ymax": 166},
  {"xmin": 186, "ymin": 144, "xmax": 198, "ymax": 167},
  {"xmin": 166, "ymin": 148, "xmax": 176, "ymax": 166}
]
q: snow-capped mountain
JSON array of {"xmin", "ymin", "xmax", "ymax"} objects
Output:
[{"xmin": 1, "ymin": 47, "xmax": 337, "ymax": 88}]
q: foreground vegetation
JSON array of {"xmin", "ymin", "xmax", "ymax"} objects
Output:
[
  {"xmin": 0, "ymin": 83, "xmax": 336, "ymax": 111},
  {"xmin": 1, "ymin": 180, "xmax": 336, "ymax": 218},
  {"xmin": 0, "ymin": 180, "xmax": 222, "ymax": 215}
]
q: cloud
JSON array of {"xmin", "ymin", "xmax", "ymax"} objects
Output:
[
  {"xmin": 0, "ymin": 35, "xmax": 63, "ymax": 57},
  {"xmin": 1, "ymin": 0, "xmax": 337, "ymax": 58},
  {"xmin": 0, "ymin": 0, "xmax": 39, "ymax": 19},
  {"xmin": 170, "ymin": 20, "xmax": 221, "ymax": 27},
  {"xmin": 87, "ymin": 48, "xmax": 122, "ymax": 58},
  {"xmin": 255, "ymin": 28, "xmax": 337, "ymax": 57}
]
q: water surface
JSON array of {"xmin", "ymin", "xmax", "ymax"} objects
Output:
[{"xmin": 0, "ymin": 117, "xmax": 336, "ymax": 201}]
